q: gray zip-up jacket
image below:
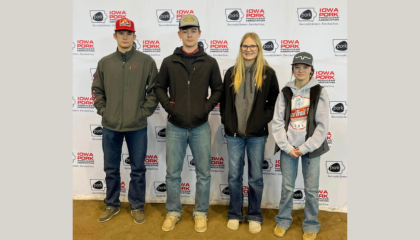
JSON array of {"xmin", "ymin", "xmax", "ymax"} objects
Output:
[
  {"xmin": 271, "ymin": 78, "xmax": 329, "ymax": 155},
  {"xmin": 91, "ymin": 48, "xmax": 158, "ymax": 132}
]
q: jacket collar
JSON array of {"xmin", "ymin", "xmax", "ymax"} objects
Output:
[{"xmin": 116, "ymin": 46, "xmax": 135, "ymax": 62}]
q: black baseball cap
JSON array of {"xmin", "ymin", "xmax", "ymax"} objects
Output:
[{"xmin": 292, "ymin": 52, "xmax": 314, "ymax": 66}]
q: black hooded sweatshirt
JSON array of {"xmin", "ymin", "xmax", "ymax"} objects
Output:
[{"xmin": 154, "ymin": 46, "xmax": 223, "ymax": 129}]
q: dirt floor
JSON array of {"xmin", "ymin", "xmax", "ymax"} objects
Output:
[{"xmin": 73, "ymin": 200, "xmax": 347, "ymax": 240}]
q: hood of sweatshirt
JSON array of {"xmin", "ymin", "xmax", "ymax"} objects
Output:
[
  {"xmin": 173, "ymin": 46, "xmax": 207, "ymax": 57},
  {"xmin": 286, "ymin": 77, "xmax": 319, "ymax": 91}
]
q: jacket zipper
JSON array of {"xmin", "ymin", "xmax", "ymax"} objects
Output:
[
  {"xmin": 121, "ymin": 61, "xmax": 125, "ymax": 131},
  {"xmin": 188, "ymin": 67, "xmax": 196, "ymax": 129},
  {"xmin": 232, "ymin": 81, "xmax": 238, "ymax": 137}
]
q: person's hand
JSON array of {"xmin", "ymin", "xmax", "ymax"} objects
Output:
[
  {"xmin": 288, "ymin": 149, "xmax": 300, "ymax": 158},
  {"xmin": 295, "ymin": 148, "xmax": 303, "ymax": 156}
]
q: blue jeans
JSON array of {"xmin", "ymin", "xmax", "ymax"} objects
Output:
[
  {"xmin": 165, "ymin": 122, "xmax": 211, "ymax": 217},
  {"xmin": 226, "ymin": 135, "xmax": 267, "ymax": 223},
  {"xmin": 275, "ymin": 150, "xmax": 321, "ymax": 233},
  {"xmin": 102, "ymin": 127, "xmax": 147, "ymax": 210}
]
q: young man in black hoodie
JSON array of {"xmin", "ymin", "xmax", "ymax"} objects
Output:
[{"xmin": 154, "ymin": 14, "xmax": 223, "ymax": 233}]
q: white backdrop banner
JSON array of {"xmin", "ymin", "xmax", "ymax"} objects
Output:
[{"xmin": 73, "ymin": 0, "xmax": 347, "ymax": 213}]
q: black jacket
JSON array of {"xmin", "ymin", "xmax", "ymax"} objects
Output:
[
  {"xmin": 154, "ymin": 46, "xmax": 223, "ymax": 129},
  {"xmin": 220, "ymin": 66, "xmax": 280, "ymax": 137}
]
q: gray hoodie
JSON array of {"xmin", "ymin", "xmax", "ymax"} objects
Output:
[{"xmin": 271, "ymin": 78, "xmax": 329, "ymax": 155}]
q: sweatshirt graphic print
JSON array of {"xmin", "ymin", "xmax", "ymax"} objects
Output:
[{"xmin": 290, "ymin": 95, "xmax": 310, "ymax": 130}]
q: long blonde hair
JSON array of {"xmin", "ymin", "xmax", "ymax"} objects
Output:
[{"xmin": 232, "ymin": 32, "xmax": 270, "ymax": 93}]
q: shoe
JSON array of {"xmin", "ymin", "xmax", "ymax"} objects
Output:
[
  {"xmin": 303, "ymin": 232, "xmax": 317, "ymax": 240},
  {"xmin": 194, "ymin": 216, "xmax": 208, "ymax": 233},
  {"xmin": 97, "ymin": 207, "xmax": 120, "ymax": 223},
  {"xmin": 249, "ymin": 221, "xmax": 261, "ymax": 233},
  {"xmin": 131, "ymin": 209, "xmax": 146, "ymax": 224},
  {"xmin": 162, "ymin": 215, "xmax": 180, "ymax": 231},
  {"xmin": 227, "ymin": 219, "xmax": 239, "ymax": 230},
  {"xmin": 274, "ymin": 226, "xmax": 286, "ymax": 237}
]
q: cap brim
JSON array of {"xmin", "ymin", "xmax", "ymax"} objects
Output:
[
  {"xmin": 291, "ymin": 62, "xmax": 312, "ymax": 66},
  {"xmin": 115, "ymin": 29, "xmax": 135, "ymax": 32},
  {"xmin": 179, "ymin": 24, "xmax": 200, "ymax": 28}
]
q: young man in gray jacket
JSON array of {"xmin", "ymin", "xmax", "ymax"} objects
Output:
[{"xmin": 91, "ymin": 18, "xmax": 158, "ymax": 224}]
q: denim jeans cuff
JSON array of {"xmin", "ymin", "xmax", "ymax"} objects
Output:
[
  {"xmin": 192, "ymin": 211, "xmax": 207, "ymax": 217},
  {"xmin": 130, "ymin": 206, "xmax": 144, "ymax": 211},
  {"xmin": 276, "ymin": 222, "xmax": 290, "ymax": 230},
  {"xmin": 227, "ymin": 215, "xmax": 243, "ymax": 221},
  {"xmin": 168, "ymin": 211, "xmax": 182, "ymax": 217},
  {"xmin": 105, "ymin": 204, "xmax": 120, "ymax": 210},
  {"xmin": 246, "ymin": 216, "xmax": 264, "ymax": 223},
  {"xmin": 302, "ymin": 228, "xmax": 320, "ymax": 233}
]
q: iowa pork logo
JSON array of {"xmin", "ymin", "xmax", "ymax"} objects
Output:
[
  {"xmin": 90, "ymin": 125, "xmax": 103, "ymax": 137},
  {"xmin": 90, "ymin": 179, "xmax": 106, "ymax": 191},
  {"xmin": 90, "ymin": 11, "xmax": 108, "ymax": 23},
  {"xmin": 176, "ymin": 10, "xmax": 194, "ymax": 21},
  {"xmin": 211, "ymin": 157, "xmax": 224, "ymax": 169},
  {"xmin": 333, "ymin": 39, "xmax": 347, "ymax": 52},
  {"xmin": 109, "ymin": 11, "xmax": 127, "ymax": 23},
  {"xmin": 297, "ymin": 8, "xmax": 317, "ymax": 22},
  {"xmin": 145, "ymin": 155, "xmax": 159, "ymax": 168},
  {"xmin": 280, "ymin": 40, "xmax": 300, "ymax": 53},
  {"xmin": 76, "ymin": 96, "xmax": 94, "ymax": 109},
  {"xmin": 225, "ymin": 8, "xmax": 244, "ymax": 22},
  {"xmin": 154, "ymin": 181, "xmax": 167, "ymax": 194},
  {"xmin": 319, "ymin": 8, "xmax": 339, "ymax": 21},
  {"xmin": 76, "ymin": 40, "xmax": 94, "ymax": 52},
  {"xmin": 293, "ymin": 188, "xmax": 306, "ymax": 202},
  {"xmin": 156, "ymin": 9, "xmax": 175, "ymax": 23},
  {"xmin": 141, "ymin": 40, "xmax": 161, "ymax": 53},
  {"xmin": 316, "ymin": 71, "xmax": 336, "ymax": 86},
  {"xmin": 329, "ymin": 101, "xmax": 347, "ymax": 115},
  {"xmin": 210, "ymin": 40, "xmax": 229, "ymax": 53},
  {"xmin": 260, "ymin": 39, "xmax": 279, "ymax": 54},
  {"xmin": 155, "ymin": 127, "xmax": 166, "ymax": 142},
  {"xmin": 77, "ymin": 152, "xmax": 94, "ymax": 165},
  {"xmin": 246, "ymin": 9, "xmax": 265, "ymax": 22},
  {"xmin": 326, "ymin": 161, "xmax": 345, "ymax": 174}
]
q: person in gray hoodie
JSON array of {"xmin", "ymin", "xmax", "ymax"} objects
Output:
[{"xmin": 271, "ymin": 52, "xmax": 329, "ymax": 240}]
